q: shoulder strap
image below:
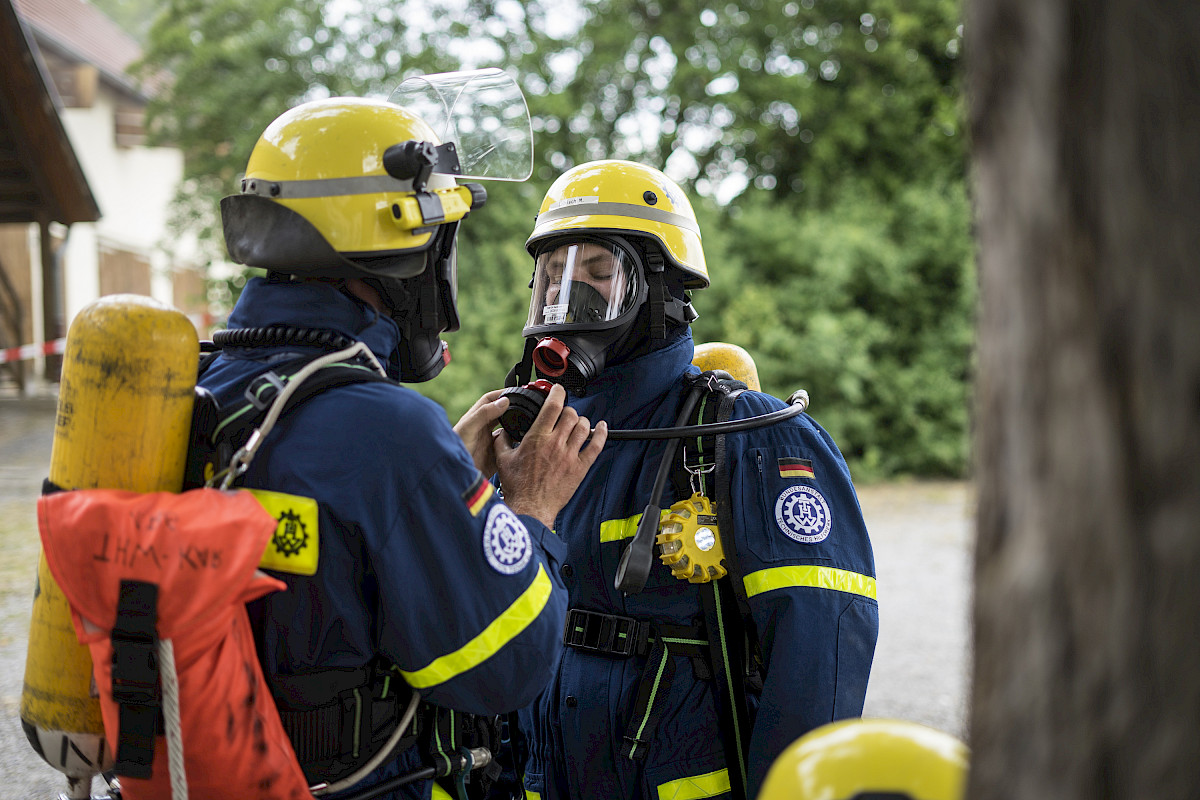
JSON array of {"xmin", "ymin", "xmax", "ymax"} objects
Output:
[
  {"xmin": 709, "ymin": 382, "xmax": 755, "ymax": 624},
  {"xmin": 187, "ymin": 354, "xmax": 392, "ymax": 489},
  {"xmin": 673, "ymin": 372, "xmax": 757, "ymax": 800}
]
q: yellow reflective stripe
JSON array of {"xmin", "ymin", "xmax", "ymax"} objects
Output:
[
  {"xmin": 743, "ymin": 565, "xmax": 877, "ymax": 600},
  {"xmin": 657, "ymin": 768, "xmax": 731, "ymax": 800},
  {"xmin": 524, "ymin": 791, "xmax": 542, "ymax": 800},
  {"xmin": 599, "ymin": 509, "xmax": 671, "ymax": 543},
  {"xmin": 400, "ymin": 565, "xmax": 553, "ymax": 688}
]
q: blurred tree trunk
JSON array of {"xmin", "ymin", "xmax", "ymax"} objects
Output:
[{"xmin": 967, "ymin": 1, "xmax": 1200, "ymax": 798}]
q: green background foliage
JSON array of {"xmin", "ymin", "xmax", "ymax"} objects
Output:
[{"xmin": 110, "ymin": 0, "xmax": 973, "ymax": 480}]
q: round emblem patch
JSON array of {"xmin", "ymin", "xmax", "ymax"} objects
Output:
[
  {"xmin": 483, "ymin": 505, "xmax": 533, "ymax": 574},
  {"xmin": 774, "ymin": 485, "xmax": 832, "ymax": 544}
]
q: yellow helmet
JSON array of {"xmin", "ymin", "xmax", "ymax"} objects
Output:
[
  {"xmin": 221, "ymin": 96, "xmax": 484, "ymax": 279},
  {"xmin": 526, "ymin": 160, "xmax": 709, "ymax": 288},
  {"xmin": 758, "ymin": 719, "xmax": 969, "ymax": 800}
]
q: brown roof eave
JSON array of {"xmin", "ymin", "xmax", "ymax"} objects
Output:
[
  {"xmin": 31, "ymin": 30, "xmax": 152, "ymax": 104},
  {"xmin": 0, "ymin": 0, "xmax": 101, "ymax": 226}
]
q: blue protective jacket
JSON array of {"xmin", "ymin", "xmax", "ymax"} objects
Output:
[
  {"xmin": 516, "ymin": 330, "xmax": 878, "ymax": 800},
  {"xmin": 198, "ymin": 278, "xmax": 569, "ymax": 800}
]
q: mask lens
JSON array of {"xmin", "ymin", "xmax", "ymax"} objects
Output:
[{"xmin": 526, "ymin": 241, "xmax": 639, "ymax": 330}]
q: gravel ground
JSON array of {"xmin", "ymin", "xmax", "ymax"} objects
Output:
[
  {"xmin": 860, "ymin": 480, "xmax": 974, "ymax": 736},
  {"xmin": 0, "ymin": 394, "xmax": 973, "ymax": 799}
]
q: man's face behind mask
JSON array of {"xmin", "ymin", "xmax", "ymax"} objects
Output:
[{"xmin": 525, "ymin": 240, "xmax": 643, "ymax": 334}]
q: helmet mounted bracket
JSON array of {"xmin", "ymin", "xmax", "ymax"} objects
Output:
[{"xmin": 383, "ymin": 141, "xmax": 475, "ymax": 227}]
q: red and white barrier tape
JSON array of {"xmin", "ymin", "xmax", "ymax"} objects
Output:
[
  {"xmin": 0, "ymin": 338, "xmax": 67, "ymax": 365},
  {"xmin": 1, "ymin": 315, "xmax": 217, "ymax": 367}
]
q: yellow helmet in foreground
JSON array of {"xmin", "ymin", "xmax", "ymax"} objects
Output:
[
  {"xmin": 526, "ymin": 159, "xmax": 708, "ymax": 288},
  {"xmin": 222, "ymin": 96, "xmax": 482, "ymax": 279},
  {"xmin": 758, "ymin": 719, "xmax": 968, "ymax": 800}
]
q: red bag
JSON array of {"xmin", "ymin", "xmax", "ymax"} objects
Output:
[{"xmin": 38, "ymin": 488, "xmax": 312, "ymax": 800}]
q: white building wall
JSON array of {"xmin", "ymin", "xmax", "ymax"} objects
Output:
[
  {"xmin": 54, "ymin": 83, "xmax": 197, "ymax": 320},
  {"xmin": 60, "ymin": 224, "xmax": 99, "ymax": 324}
]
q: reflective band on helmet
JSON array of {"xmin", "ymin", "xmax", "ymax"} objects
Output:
[
  {"xmin": 535, "ymin": 201, "xmax": 702, "ymax": 236},
  {"xmin": 656, "ymin": 768, "xmax": 732, "ymax": 800},
  {"xmin": 743, "ymin": 565, "xmax": 877, "ymax": 600},
  {"xmin": 599, "ymin": 510, "xmax": 671, "ymax": 543},
  {"xmin": 242, "ymin": 174, "xmax": 410, "ymax": 199},
  {"xmin": 400, "ymin": 564, "xmax": 554, "ymax": 688}
]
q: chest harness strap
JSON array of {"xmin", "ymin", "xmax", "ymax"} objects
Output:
[
  {"xmin": 696, "ymin": 377, "xmax": 756, "ymax": 800},
  {"xmin": 564, "ymin": 373, "xmax": 762, "ymax": 799}
]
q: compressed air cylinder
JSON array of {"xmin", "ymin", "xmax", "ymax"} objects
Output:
[
  {"xmin": 20, "ymin": 294, "xmax": 198, "ymax": 787},
  {"xmin": 692, "ymin": 341, "xmax": 761, "ymax": 392}
]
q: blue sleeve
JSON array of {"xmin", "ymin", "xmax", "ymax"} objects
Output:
[
  {"xmin": 727, "ymin": 391, "xmax": 879, "ymax": 795},
  {"xmin": 353, "ymin": 388, "xmax": 568, "ymax": 716}
]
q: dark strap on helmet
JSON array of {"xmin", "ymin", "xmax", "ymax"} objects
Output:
[
  {"xmin": 505, "ymin": 338, "xmax": 537, "ymax": 388},
  {"xmin": 645, "ymin": 249, "xmax": 668, "ymax": 340}
]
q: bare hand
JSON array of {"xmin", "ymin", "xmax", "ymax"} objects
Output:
[
  {"xmin": 496, "ymin": 383, "xmax": 607, "ymax": 528},
  {"xmin": 453, "ymin": 389, "xmax": 510, "ymax": 476}
]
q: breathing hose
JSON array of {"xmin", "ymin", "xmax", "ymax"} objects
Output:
[{"xmin": 603, "ymin": 390, "xmax": 808, "ymax": 440}]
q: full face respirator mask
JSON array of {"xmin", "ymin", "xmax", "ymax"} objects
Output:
[{"xmin": 513, "ymin": 235, "xmax": 647, "ymax": 396}]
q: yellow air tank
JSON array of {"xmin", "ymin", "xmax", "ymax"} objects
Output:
[
  {"xmin": 20, "ymin": 295, "xmax": 198, "ymax": 796},
  {"xmin": 693, "ymin": 341, "xmax": 761, "ymax": 391}
]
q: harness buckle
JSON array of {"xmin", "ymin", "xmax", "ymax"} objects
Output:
[
  {"xmin": 682, "ymin": 445, "xmax": 717, "ymax": 495},
  {"xmin": 563, "ymin": 608, "xmax": 646, "ymax": 657},
  {"xmin": 245, "ymin": 370, "xmax": 286, "ymax": 410}
]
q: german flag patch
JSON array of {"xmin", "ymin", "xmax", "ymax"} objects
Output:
[
  {"xmin": 778, "ymin": 457, "xmax": 815, "ymax": 480},
  {"xmin": 462, "ymin": 472, "xmax": 495, "ymax": 517}
]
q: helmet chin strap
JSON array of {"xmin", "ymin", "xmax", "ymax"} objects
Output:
[{"xmin": 646, "ymin": 249, "xmax": 669, "ymax": 340}]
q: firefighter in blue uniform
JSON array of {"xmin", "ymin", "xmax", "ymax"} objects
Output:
[
  {"xmin": 201, "ymin": 96, "xmax": 606, "ymax": 799},
  {"xmin": 501, "ymin": 160, "xmax": 879, "ymax": 800}
]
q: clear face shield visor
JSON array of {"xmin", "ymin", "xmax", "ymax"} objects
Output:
[{"xmin": 524, "ymin": 240, "xmax": 645, "ymax": 334}]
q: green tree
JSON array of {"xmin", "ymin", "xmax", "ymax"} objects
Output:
[
  {"xmin": 134, "ymin": 0, "xmax": 973, "ymax": 477},
  {"xmin": 492, "ymin": 0, "xmax": 975, "ymax": 476},
  {"xmin": 132, "ymin": 0, "xmax": 465, "ymax": 250},
  {"xmin": 90, "ymin": 0, "xmax": 160, "ymax": 42},
  {"xmin": 508, "ymin": 0, "xmax": 965, "ymax": 203},
  {"xmin": 693, "ymin": 178, "xmax": 974, "ymax": 479}
]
